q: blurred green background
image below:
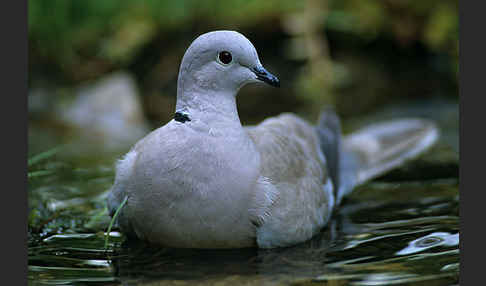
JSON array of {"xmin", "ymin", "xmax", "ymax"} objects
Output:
[
  {"xmin": 27, "ymin": 4, "xmax": 460, "ymax": 284},
  {"xmin": 28, "ymin": 0, "xmax": 458, "ymax": 157}
]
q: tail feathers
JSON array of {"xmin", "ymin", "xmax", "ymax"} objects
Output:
[
  {"xmin": 316, "ymin": 108, "xmax": 342, "ymax": 199},
  {"xmin": 343, "ymin": 118, "xmax": 439, "ymax": 186}
]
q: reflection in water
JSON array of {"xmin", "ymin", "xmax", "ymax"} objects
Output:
[
  {"xmin": 29, "ymin": 179, "xmax": 459, "ymax": 285},
  {"xmin": 28, "ymin": 99, "xmax": 459, "ymax": 285},
  {"xmin": 396, "ymin": 232, "xmax": 459, "ymax": 256}
]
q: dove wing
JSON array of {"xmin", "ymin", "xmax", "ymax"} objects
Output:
[{"xmin": 245, "ymin": 113, "xmax": 334, "ymax": 248}]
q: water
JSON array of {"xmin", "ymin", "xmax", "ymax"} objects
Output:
[{"xmin": 28, "ymin": 99, "xmax": 459, "ymax": 285}]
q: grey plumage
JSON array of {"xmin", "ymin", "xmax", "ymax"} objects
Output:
[{"xmin": 107, "ymin": 31, "xmax": 438, "ymax": 249}]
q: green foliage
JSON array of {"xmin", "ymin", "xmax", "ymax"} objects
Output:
[
  {"xmin": 104, "ymin": 195, "xmax": 128, "ymax": 249},
  {"xmin": 28, "ymin": 0, "xmax": 458, "ymax": 117},
  {"xmin": 28, "ymin": 146, "xmax": 61, "ymax": 167},
  {"xmin": 330, "ymin": 0, "xmax": 458, "ymax": 73},
  {"xmin": 29, "ymin": 0, "xmax": 457, "ymax": 79},
  {"xmin": 28, "ymin": 146, "xmax": 63, "ymax": 179},
  {"xmin": 423, "ymin": 4, "xmax": 458, "ymax": 50},
  {"xmin": 28, "ymin": 0, "xmax": 298, "ymax": 81}
]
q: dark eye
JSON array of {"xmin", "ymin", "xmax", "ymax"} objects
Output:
[{"xmin": 218, "ymin": 51, "xmax": 232, "ymax": 65}]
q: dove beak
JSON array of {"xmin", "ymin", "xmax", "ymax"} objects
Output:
[{"xmin": 253, "ymin": 66, "xmax": 280, "ymax": 87}]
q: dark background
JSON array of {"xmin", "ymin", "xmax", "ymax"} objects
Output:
[
  {"xmin": 28, "ymin": 0, "xmax": 458, "ymax": 156},
  {"xmin": 21, "ymin": 2, "xmax": 469, "ymax": 285}
]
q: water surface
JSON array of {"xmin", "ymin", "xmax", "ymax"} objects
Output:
[{"xmin": 28, "ymin": 99, "xmax": 459, "ymax": 285}]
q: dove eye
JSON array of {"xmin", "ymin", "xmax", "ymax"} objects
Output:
[{"xmin": 218, "ymin": 51, "xmax": 232, "ymax": 65}]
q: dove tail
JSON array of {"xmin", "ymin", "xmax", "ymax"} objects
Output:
[
  {"xmin": 343, "ymin": 118, "xmax": 439, "ymax": 185},
  {"xmin": 317, "ymin": 110, "xmax": 439, "ymax": 205}
]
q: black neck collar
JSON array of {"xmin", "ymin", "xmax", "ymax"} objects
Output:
[{"xmin": 174, "ymin": 112, "xmax": 191, "ymax": 123}]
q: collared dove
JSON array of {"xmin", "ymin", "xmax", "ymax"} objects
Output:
[{"xmin": 107, "ymin": 31, "xmax": 438, "ymax": 249}]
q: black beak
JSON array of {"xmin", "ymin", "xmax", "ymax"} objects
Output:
[{"xmin": 253, "ymin": 66, "xmax": 280, "ymax": 87}]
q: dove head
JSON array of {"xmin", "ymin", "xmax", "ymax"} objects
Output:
[{"xmin": 176, "ymin": 31, "xmax": 279, "ymax": 107}]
